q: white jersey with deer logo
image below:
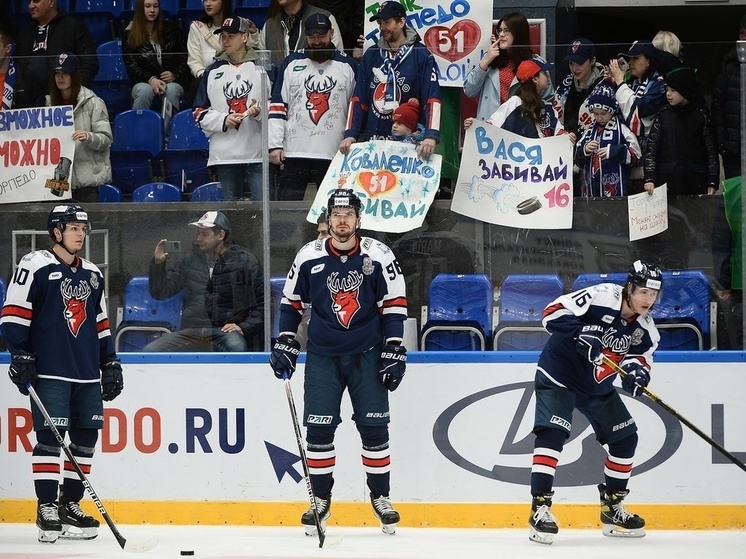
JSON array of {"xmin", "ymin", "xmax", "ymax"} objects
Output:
[{"xmin": 268, "ymin": 50, "xmax": 357, "ymax": 160}]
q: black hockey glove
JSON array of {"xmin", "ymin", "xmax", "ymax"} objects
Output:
[
  {"xmin": 576, "ymin": 325, "xmax": 604, "ymax": 364},
  {"xmin": 101, "ymin": 360, "xmax": 124, "ymax": 401},
  {"xmin": 270, "ymin": 335, "xmax": 301, "ymax": 379},
  {"xmin": 9, "ymin": 353, "xmax": 37, "ymax": 396},
  {"xmin": 620, "ymin": 362, "xmax": 650, "ymax": 397},
  {"xmin": 379, "ymin": 344, "xmax": 407, "ymax": 391}
]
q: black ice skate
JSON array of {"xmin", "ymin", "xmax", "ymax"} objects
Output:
[
  {"xmin": 301, "ymin": 493, "xmax": 331, "ymax": 537},
  {"xmin": 36, "ymin": 502, "xmax": 62, "ymax": 543},
  {"xmin": 598, "ymin": 484, "xmax": 646, "ymax": 538},
  {"xmin": 528, "ymin": 492, "xmax": 559, "ymax": 545},
  {"xmin": 370, "ymin": 493, "xmax": 400, "ymax": 535},
  {"xmin": 58, "ymin": 499, "xmax": 100, "ymax": 540}
]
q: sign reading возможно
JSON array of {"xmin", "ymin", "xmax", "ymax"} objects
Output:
[{"xmin": 0, "ymin": 106, "xmax": 76, "ymax": 203}]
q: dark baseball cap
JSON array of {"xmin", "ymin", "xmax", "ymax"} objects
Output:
[
  {"xmin": 564, "ymin": 38, "xmax": 595, "ymax": 64},
  {"xmin": 214, "ymin": 16, "xmax": 249, "ymax": 34},
  {"xmin": 305, "ymin": 13, "xmax": 332, "ymax": 35},
  {"xmin": 618, "ymin": 40, "xmax": 657, "ymax": 59},
  {"xmin": 54, "ymin": 52, "xmax": 79, "ymax": 74},
  {"xmin": 369, "ymin": 1, "xmax": 406, "ymax": 21},
  {"xmin": 189, "ymin": 211, "xmax": 231, "ymax": 233}
]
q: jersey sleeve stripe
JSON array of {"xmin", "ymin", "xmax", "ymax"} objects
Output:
[{"xmin": 1, "ymin": 304, "xmax": 33, "ymax": 320}]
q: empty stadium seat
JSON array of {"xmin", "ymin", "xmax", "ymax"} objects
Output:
[
  {"xmin": 493, "ymin": 274, "xmax": 564, "ymax": 351},
  {"xmin": 132, "ymin": 182, "xmax": 182, "ymax": 202},
  {"xmin": 160, "ymin": 109, "xmax": 211, "ymax": 191},
  {"xmin": 111, "ymin": 109, "xmax": 164, "ymax": 195},
  {"xmin": 234, "ymin": 0, "xmax": 270, "ymax": 28},
  {"xmin": 75, "ymin": 0, "xmax": 123, "ymax": 45},
  {"xmin": 571, "ymin": 272, "xmax": 627, "ymax": 292},
  {"xmin": 93, "ymin": 40, "xmax": 131, "ymax": 119},
  {"xmin": 190, "ymin": 182, "xmax": 224, "ymax": 201},
  {"xmin": 653, "ymin": 270, "xmax": 712, "ymax": 350},
  {"xmin": 98, "ymin": 183, "xmax": 123, "ymax": 202},
  {"xmin": 421, "ymin": 274, "xmax": 493, "ymax": 351},
  {"xmin": 115, "ymin": 276, "xmax": 184, "ymax": 352}
]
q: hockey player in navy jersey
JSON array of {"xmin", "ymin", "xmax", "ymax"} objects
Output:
[
  {"xmin": 528, "ymin": 260, "xmax": 662, "ymax": 545},
  {"xmin": 1, "ymin": 205, "xmax": 123, "ymax": 544},
  {"xmin": 269, "ymin": 188, "xmax": 408, "ymax": 535}
]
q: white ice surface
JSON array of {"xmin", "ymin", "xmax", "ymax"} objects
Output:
[{"xmin": 0, "ymin": 524, "xmax": 744, "ymax": 559}]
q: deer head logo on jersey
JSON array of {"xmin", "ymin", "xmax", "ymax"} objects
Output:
[
  {"xmin": 327, "ymin": 270, "xmax": 363, "ymax": 328},
  {"xmin": 223, "ymin": 80, "xmax": 252, "ymax": 114},
  {"xmin": 305, "ymin": 74, "xmax": 336, "ymax": 125},
  {"xmin": 60, "ymin": 278, "xmax": 91, "ymax": 337}
]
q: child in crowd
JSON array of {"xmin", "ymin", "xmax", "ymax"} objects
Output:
[
  {"xmin": 465, "ymin": 59, "xmax": 566, "ymax": 139},
  {"xmin": 575, "ymin": 81, "xmax": 641, "ymax": 197},
  {"xmin": 643, "ymin": 67, "xmax": 719, "ymax": 196},
  {"xmin": 389, "ymin": 98, "xmax": 425, "ymax": 145}
]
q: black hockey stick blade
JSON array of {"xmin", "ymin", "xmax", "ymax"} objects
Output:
[{"xmin": 601, "ymin": 356, "xmax": 746, "ymax": 473}]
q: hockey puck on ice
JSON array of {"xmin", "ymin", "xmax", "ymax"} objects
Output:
[
  {"xmin": 180, "ymin": 552, "xmax": 194, "ymax": 556},
  {"xmin": 516, "ymin": 196, "xmax": 542, "ymax": 215}
]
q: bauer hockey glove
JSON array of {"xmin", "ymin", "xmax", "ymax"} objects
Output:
[
  {"xmin": 620, "ymin": 362, "xmax": 650, "ymax": 397},
  {"xmin": 9, "ymin": 353, "xmax": 37, "ymax": 396},
  {"xmin": 101, "ymin": 360, "xmax": 124, "ymax": 401},
  {"xmin": 576, "ymin": 325, "xmax": 605, "ymax": 364},
  {"xmin": 270, "ymin": 335, "xmax": 301, "ymax": 379},
  {"xmin": 379, "ymin": 343, "xmax": 407, "ymax": 391}
]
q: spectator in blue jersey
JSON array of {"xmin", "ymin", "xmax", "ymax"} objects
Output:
[
  {"xmin": 1, "ymin": 204, "xmax": 123, "ymax": 544},
  {"xmin": 339, "ymin": 0, "xmax": 441, "ymax": 160},
  {"xmin": 146, "ymin": 211, "xmax": 264, "ymax": 352},
  {"xmin": 527, "ymin": 260, "xmax": 662, "ymax": 545},
  {"xmin": 268, "ymin": 13, "xmax": 357, "ymax": 201},
  {"xmin": 269, "ymin": 189, "xmax": 408, "ymax": 536}
]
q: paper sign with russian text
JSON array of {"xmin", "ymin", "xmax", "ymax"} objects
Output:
[
  {"xmin": 628, "ymin": 184, "xmax": 669, "ymax": 241},
  {"xmin": 363, "ymin": 0, "xmax": 492, "ymax": 86},
  {"xmin": 310, "ymin": 139, "xmax": 441, "ymax": 233},
  {"xmin": 451, "ymin": 124, "xmax": 574, "ymax": 229},
  {"xmin": 0, "ymin": 106, "xmax": 75, "ymax": 203}
]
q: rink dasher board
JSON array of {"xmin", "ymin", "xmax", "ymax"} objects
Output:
[{"xmin": 1, "ymin": 352, "xmax": 744, "ymax": 526}]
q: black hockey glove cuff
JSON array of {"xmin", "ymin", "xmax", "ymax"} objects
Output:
[
  {"xmin": 270, "ymin": 335, "xmax": 301, "ymax": 379},
  {"xmin": 621, "ymin": 362, "xmax": 650, "ymax": 397},
  {"xmin": 101, "ymin": 360, "xmax": 124, "ymax": 401},
  {"xmin": 379, "ymin": 344, "xmax": 407, "ymax": 391},
  {"xmin": 576, "ymin": 325, "xmax": 604, "ymax": 364},
  {"xmin": 9, "ymin": 353, "xmax": 37, "ymax": 396}
]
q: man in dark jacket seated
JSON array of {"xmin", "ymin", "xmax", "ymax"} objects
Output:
[{"xmin": 146, "ymin": 211, "xmax": 264, "ymax": 351}]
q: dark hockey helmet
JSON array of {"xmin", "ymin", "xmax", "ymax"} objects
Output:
[
  {"xmin": 47, "ymin": 204, "xmax": 91, "ymax": 240},
  {"xmin": 626, "ymin": 260, "xmax": 663, "ymax": 291},
  {"xmin": 326, "ymin": 188, "xmax": 362, "ymax": 218}
]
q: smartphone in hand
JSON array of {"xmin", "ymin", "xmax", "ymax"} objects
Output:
[{"xmin": 162, "ymin": 240, "xmax": 181, "ymax": 253}]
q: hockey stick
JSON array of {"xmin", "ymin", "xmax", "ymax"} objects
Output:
[
  {"xmin": 281, "ymin": 372, "xmax": 342, "ymax": 548},
  {"xmin": 600, "ymin": 356, "xmax": 746, "ymax": 473},
  {"xmin": 27, "ymin": 384, "xmax": 159, "ymax": 552}
]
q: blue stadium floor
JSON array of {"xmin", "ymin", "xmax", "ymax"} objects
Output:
[{"xmin": 0, "ymin": 524, "xmax": 743, "ymax": 558}]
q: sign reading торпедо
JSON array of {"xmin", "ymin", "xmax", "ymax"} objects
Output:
[
  {"xmin": 0, "ymin": 106, "xmax": 76, "ymax": 203},
  {"xmin": 310, "ymin": 139, "xmax": 441, "ymax": 233},
  {"xmin": 451, "ymin": 124, "xmax": 574, "ymax": 229}
]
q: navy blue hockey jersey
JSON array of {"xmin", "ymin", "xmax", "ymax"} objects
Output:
[
  {"xmin": 279, "ymin": 236, "xmax": 407, "ymax": 355},
  {"xmin": 1, "ymin": 250, "xmax": 116, "ymax": 383},
  {"xmin": 538, "ymin": 283, "xmax": 659, "ymax": 396}
]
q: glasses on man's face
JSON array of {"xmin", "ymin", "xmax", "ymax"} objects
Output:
[{"xmin": 496, "ymin": 27, "xmax": 511, "ymax": 36}]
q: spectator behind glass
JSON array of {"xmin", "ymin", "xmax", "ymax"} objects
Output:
[
  {"xmin": 311, "ymin": 0, "xmax": 364, "ymax": 57},
  {"xmin": 0, "ymin": 21, "xmax": 16, "ymax": 109},
  {"xmin": 185, "ymin": 0, "xmax": 233, "ymax": 104},
  {"xmin": 652, "ymin": 30, "xmax": 684, "ymax": 76},
  {"xmin": 268, "ymin": 13, "xmax": 358, "ymax": 201},
  {"xmin": 14, "ymin": 0, "xmax": 99, "ymax": 108},
  {"xmin": 340, "ymin": 1, "xmax": 441, "ymax": 160},
  {"xmin": 466, "ymin": 59, "xmax": 566, "ymax": 140},
  {"xmin": 463, "ymin": 12, "xmax": 551, "ymax": 124},
  {"xmin": 247, "ymin": 0, "xmax": 344, "ymax": 74},
  {"xmin": 643, "ymin": 66, "xmax": 719, "ymax": 197},
  {"xmin": 146, "ymin": 211, "xmax": 265, "ymax": 352},
  {"xmin": 606, "ymin": 40, "xmax": 667, "ymax": 193},
  {"xmin": 711, "ymin": 15, "xmax": 746, "ymax": 179},
  {"xmin": 575, "ymin": 81, "xmax": 641, "ymax": 198},
  {"xmin": 46, "ymin": 53, "xmax": 112, "ymax": 203},
  {"xmin": 123, "ymin": 0, "xmax": 189, "ymax": 110},
  {"xmin": 193, "ymin": 16, "xmax": 268, "ymax": 201}
]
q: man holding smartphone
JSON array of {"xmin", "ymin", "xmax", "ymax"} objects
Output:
[{"xmin": 145, "ymin": 210, "xmax": 264, "ymax": 351}]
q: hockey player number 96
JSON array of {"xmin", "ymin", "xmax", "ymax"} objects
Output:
[{"xmin": 386, "ymin": 260, "xmax": 402, "ymax": 280}]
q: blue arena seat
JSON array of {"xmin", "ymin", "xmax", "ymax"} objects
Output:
[
  {"xmin": 98, "ymin": 183, "xmax": 123, "ymax": 202},
  {"xmin": 234, "ymin": 0, "xmax": 269, "ymax": 28},
  {"xmin": 132, "ymin": 182, "xmax": 182, "ymax": 202},
  {"xmin": 75, "ymin": 0, "xmax": 122, "ymax": 45},
  {"xmin": 653, "ymin": 270, "xmax": 712, "ymax": 350},
  {"xmin": 571, "ymin": 272, "xmax": 627, "ymax": 292},
  {"xmin": 115, "ymin": 277, "xmax": 184, "ymax": 352},
  {"xmin": 493, "ymin": 274, "xmax": 564, "ymax": 351},
  {"xmin": 160, "ymin": 109, "xmax": 211, "ymax": 192},
  {"xmin": 190, "ymin": 182, "xmax": 224, "ymax": 201},
  {"xmin": 420, "ymin": 274, "xmax": 493, "ymax": 351},
  {"xmin": 111, "ymin": 109, "xmax": 164, "ymax": 195},
  {"xmin": 93, "ymin": 40, "xmax": 131, "ymax": 118}
]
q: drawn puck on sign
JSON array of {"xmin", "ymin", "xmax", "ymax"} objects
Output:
[{"xmin": 516, "ymin": 196, "xmax": 542, "ymax": 215}]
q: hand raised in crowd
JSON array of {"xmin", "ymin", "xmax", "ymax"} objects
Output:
[
  {"xmin": 644, "ymin": 181, "xmax": 656, "ymax": 195},
  {"xmin": 479, "ymin": 36, "xmax": 499, "ymax": 70},
  {"xmin": 154, "ymin": 239, "xmax": 169, "ymax": 263},
  {"xmin": 607, "ymin": 58, "xmax": 626, "ymax": 86}
]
